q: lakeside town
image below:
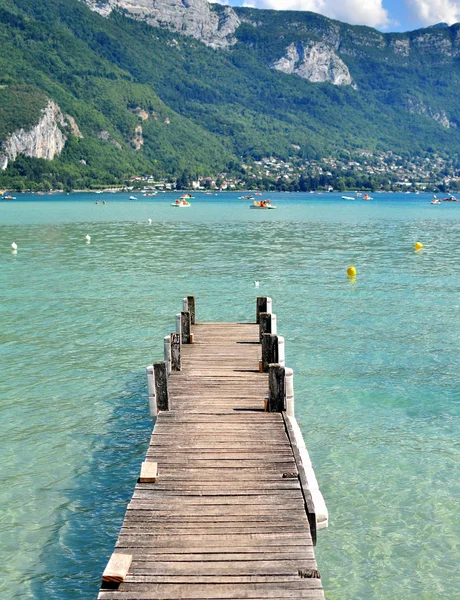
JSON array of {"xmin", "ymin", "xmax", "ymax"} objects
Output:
[{"xmin": 127, "ymin": 151, "xmax": 460, "ymax": 194}]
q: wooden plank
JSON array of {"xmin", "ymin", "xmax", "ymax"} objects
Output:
[
  {"xmin": 129, "ymin": 552, "xmax": 313, "ymax": 562},
  {"xmin": 139, "ymin": 462, "xmax": 157, "ymax": 483},
  {"xmin": 125, "ymin": 506, "xmax": 307, "ymax": 518},
  {"xmin": 115, "ymin": 533, "xmax": 312, "ymax": 548},
  {"xmin": 98, "ymin": 582, "xmax": 325, "ymax": 599},
  {"xmin": 114, "ymin": 544, "xmax": 314, "ymax": 555},
  {"xmin": 128, "ymin": 561, "xmax": 316, "ymax": 575},
  {"xmin": 134, "ymin": 482, "xmax": 300, "ymax": 491},
  {"xmin": 123, "ymin": 513, "xmax": 306, "ymax": 522},
  {"xmin": 124, "ymin": 575, "xmax": 307, "ymax": 583},
  {"xmin": 102, "ymin": 553, "xmax": 132, "ymax": 584}
]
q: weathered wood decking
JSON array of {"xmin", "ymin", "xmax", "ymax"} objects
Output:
[{"xmin": 98, "ymin": 321, "xmax": 325, "ymax": 600}]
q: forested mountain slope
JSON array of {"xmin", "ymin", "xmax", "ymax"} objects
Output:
[{"xmin": 1, "ymin": 0, "xmax": 460, "ymax": 189}]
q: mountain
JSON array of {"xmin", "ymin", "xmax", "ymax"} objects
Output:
[{"xmin": 2, "ymin": 0, "xmax": 460, "ymax": 190}]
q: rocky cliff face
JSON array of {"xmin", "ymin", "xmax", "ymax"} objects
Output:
[
  {"xmin": 0, "ymin": 101, "xmax": 72, "ymax": 170},
  {"xmin": 407, "ymin": 98, "xmax": 457, "ymax": 128},
  {"xmin": 272, "ymin": 42, "xmax": 355, "ymax": 88},
  {"xmin": 83, "ymin": 0, "xmax": 240, "ymax": 48}
]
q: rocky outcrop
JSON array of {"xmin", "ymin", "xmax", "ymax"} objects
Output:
[
  {"xmin": 130, "ymin": 106, "xmax": 150, "ymax": 121},
  {"xmin": 132, "ymin": 124, "xmax": 144, "ymax": 150},
  {"xmin": 98, "ymin": 129, "xmax": 122, "ymax": 148},
  {"xmin": 83, "ymin": 0, "xmax": 118, "ymax": 16},
  {"xmin": 0, "ymin": 101, "xmax": 71, "ymax": 170},
  {"xmin": 272, "ymin": 42, "xmax": 355, "ymax": 88},
  {"xmin": 65, "ymin": 114, "xmax": 83, "ymax": 138},
  {"xmin": 390, "ymin": 38, "xmax": 410, "ymax": 56},
  {"xmin": 82, "ymin": 0, "xmax": 240, "ymax": 48},
  {"xmin": 407, "ymin": 99, "xmax": 457, "ymax": 128}
]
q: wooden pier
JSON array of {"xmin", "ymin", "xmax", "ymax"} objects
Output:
[{"xmin": 98, "ymin": 298, "xmax": 327, "ymax": 600}]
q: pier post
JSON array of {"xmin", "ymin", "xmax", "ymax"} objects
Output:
[
  {"xmin": 170, "ymin": 332, "xmax": 181, "ymax": 371},
  {"xmin": 285, "ymin": 367, "xmax": 294, "ymax": 417},
  {"xmin": 259, "ymin": 312, "xmax": 277, "ymax": 341},
  {"xmin": 154, "ymin": 361, "xmax": 169, "ymax": 412},
  {"xmin": 187, "ymin": 295, "xmax": 196, "ymax": 324},
  {"xmin": 182, "ymin": 297, "xmax": 189, "ymax": 313},
  {"xmin": 268, "ymin": 364, "xmax": 286, "ymax": 412},
  {"xmin": 278, "ymin": 335, "xmax": 285, "ymax": 367},
  {"xmin": 176, "ymin": 313, "xmax": 181, "ymax": 336},
  {"xmin": 256, "ymin": 296, "xmax": 272, "ymax": 324},
  {"xmin": 164, "ymin": 335, "xmax": 172, "ymax": 375},
  {"xmin": 181, "ymin": 311, "xmax": 191, "ymax": 344},
  {"xmin": 146, "ymin": 365, "xmax": 156, "ymax": 418},
  {"xmin": 262, "ymin": 333, "xmax": 278, "ymax": 373}
]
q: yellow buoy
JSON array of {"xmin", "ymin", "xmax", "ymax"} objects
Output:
[
  {"xmin": 414, "ymin": 242, "xmax": 424, "ymax": 251},
  {"xmin": 347, "ymin": 266, "xmax": 357, "ymax": 277}
]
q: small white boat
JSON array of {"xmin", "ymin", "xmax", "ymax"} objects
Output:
[
  {"xmin": 250, "ymin": 200, "xmax": 276, "ymax": 210},
  {"xmin": 363, "ymin": 194, "xmax": 373, "ymax": 200},
  {"xmin": 129, "ymin": 195, "xmax": 138, "ymax": 200},
  {"xmin": 342, "ymin": 196, "xmax": 355, "ymax": 200},
  {"xmin": 431, "ymin": 195, "xmax": 441, "ymax": 204},
  {"xmin": 171, "ymin": 200, "xmax": 191, "ymax": 207}
]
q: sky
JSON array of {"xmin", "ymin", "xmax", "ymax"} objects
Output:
[{"xmin": 215, "ymin": 0, "xmax": 460, "ymax": 32}]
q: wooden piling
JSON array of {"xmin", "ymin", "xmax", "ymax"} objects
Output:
[
  {"xmin": 181, "ymin": 311, "xmax": 191, "ymax": 344},
  {"xmin": 187, "ymin": 295, "xmax": 196, "ymax": 325},
  {"xmin": 261, "ymin": 333, "xmax": 278, "ymax": 373},
  {"xmin": 153, "ymin": 361, "xmax": 169, "ymax": 412},
  {"xmin": 170, "ymin": 332, "xmax": 181, "ymax": 372},
  {"xmin": 268, "ymin": 363, "xmax": 286, "ymax": 412},
  {"xmin": 256, "ymin": 296, "xmax": 270, "ymax": 324},
  {"xmin": 163, "ymin": 335, "xmax": 172, "ymax": 375},
  {"xmin": 259, "ymin": 311, "xmax": 272, "ymax": 341}
]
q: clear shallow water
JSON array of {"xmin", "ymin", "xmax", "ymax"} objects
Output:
[{"xmin": 0, "ymin": 192, "xmax": 459, "ymax": 599}]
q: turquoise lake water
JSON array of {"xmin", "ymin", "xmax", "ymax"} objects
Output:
[{"xmin": 0, "ymin": 191, "xmax": 459, "ymax": 599}]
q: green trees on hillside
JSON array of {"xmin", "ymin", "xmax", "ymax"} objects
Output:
[{"xmin": 2, "ymin": 0, "xmax": 460, "ymax": 189}]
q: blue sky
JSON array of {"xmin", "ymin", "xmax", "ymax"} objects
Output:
[{"xmin": 216, "ymin": 0, "xmax": 460, "ymax": 32}]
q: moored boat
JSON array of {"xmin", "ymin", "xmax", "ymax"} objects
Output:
[
  {"xmin": 171, "ymin": 199, "xmax": 191, "ymax": 207},
  {"xmin": 431, "ymin": 195, "xmax": 441, "ymax": 204},
  {"xmin": 342, "ymin": 196, "xmax": 355, "ymax": 200},
  {"xmin": 129, "ymin": 195, "xmax": 138, "ymax": 200},
  {"xmin": 250, "ymin": 200, "xmax": 276, "ymax": 209},
  {"xmin": 443, "ymin": 195, "xmax": 459, "ymax": 202}
]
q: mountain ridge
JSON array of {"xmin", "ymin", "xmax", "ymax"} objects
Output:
[{"xmin": 2, "ymin": 0, "xmax": 460, "ymax": 190}]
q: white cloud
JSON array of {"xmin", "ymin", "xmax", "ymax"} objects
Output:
[
  {"xmin": 405, "ymin": 0, "xmax": 460, "ymax": 25},
  {"xmin": 217, "ymin": 0, "xmax": 390, "ymax": 28}
]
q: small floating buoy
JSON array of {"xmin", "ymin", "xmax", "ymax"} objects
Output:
[
  {"xmin": 347, "ymin": 266, "xmax": 356, "ymax": 277},
  {"xmin": 415, "ymin": 242, "xmax": 423, "ymax": 251},
  {"xmin": 148, "ymin": 218, "xmax": 152, "ymax": 224},
  {"xmin": 254, "ymin": 281, "xmax": 259, "ymax": 288},
  {"xmin": 85, "ymin": 234, "xmax": 91, "ymax": 243},
  {"xmin": 11, "ymin": 242, "xmax": 17, "ymax": 251}
]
